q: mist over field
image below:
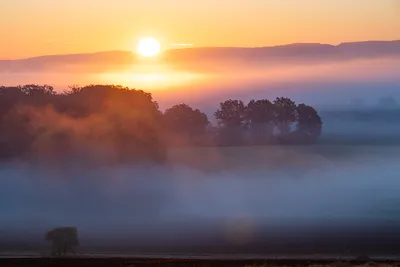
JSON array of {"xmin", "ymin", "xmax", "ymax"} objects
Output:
[
  {"xmin": 2, "ymin": 146, "xmax": 400, "ymax": 255},
  {"xmin": 1, "ymin": 41, "xmax": 400, "ymax": 256}
]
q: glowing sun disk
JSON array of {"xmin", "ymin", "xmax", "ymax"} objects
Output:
[{"xmin": 136, "ymin": 37, "xmax": 161, "ymax": 57}]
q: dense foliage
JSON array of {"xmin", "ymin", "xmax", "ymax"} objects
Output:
[{"xmin": 0, "ymin": 85, "xmax": 323, "ymax": 163}]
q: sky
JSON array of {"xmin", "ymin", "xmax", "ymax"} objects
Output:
[{"xmin": 0, "ymin": 0, "xmax": 400, "ymax": 59}]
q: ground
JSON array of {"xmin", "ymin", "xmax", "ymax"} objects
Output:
[{"xmin": 1, "ymin": 258, "xmax": 400, "ymax": 267}]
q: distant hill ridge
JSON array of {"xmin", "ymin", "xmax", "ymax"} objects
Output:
[{"xmin": 1, "ymin": 40, "xmax": 399, "ymax": 72}]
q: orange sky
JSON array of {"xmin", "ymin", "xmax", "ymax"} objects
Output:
[{"xmin": 1, "ymin": 0, "xmax": 399, "ymax": 59}]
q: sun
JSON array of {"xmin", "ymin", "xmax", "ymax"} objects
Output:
[{"xmin": 136, "ymin": 37, "xmax": 161, "ymax": 57}]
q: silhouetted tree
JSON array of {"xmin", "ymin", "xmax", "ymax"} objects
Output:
[
  {"xmin": 45, "ymin": 227, "xmax": 79, "ymax": 257},
  {"xmin": 296, "ymin": 103, "xmax": 323, "ymax": 143},
  {"xmin": 214, "ymin": 99, "xmax": 246, "ymax": 145},
  {"xmin": 65, "ymin": 85, "xmax": 165, "ymax": 163},
  {"xmin": 273, "ymin": 97, "xmax": 297, "ymax": 135},
  {"xmin": 215, "ymin": 99, "xmax": 246, "ymax": 128},
  {"xmin": 0, "ymin": 83, "xmax": 325, "ymax": 158},
  {"xmin": 245, "ymin": 99, "xmax": 276, "ymax": 144},
  {"xmin": 0, "ymin": 105, "xmax": 35, "ymax": 159},
  {"xmin": 0, "ymin": 85, "xmax": 166, "ymax": 163},
  {"xmin": 20, "ymin": 84, "xmax": 55, "ymax": 96},
  {"xmin": 163, "ymin": 103, "xmax": 209, "ymax": 145},
  {"xmin": 164, "ymin": 104, "xmax": 209, "ymax": 135},
  {"xmin": 0, "ymin": 86, "xmax": 26, "ymax": 117},
  {"xmin": 56, "ymin": 84, "xmax": 160, "ymax": 118},
  {"xmin": 0, "ymin": 86, "xmax": 54, "ymax": 158}
]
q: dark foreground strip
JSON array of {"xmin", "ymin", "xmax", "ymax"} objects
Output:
[{"xmin": 1, "ymin": 258, "xmax": 400, "ymax": 267}]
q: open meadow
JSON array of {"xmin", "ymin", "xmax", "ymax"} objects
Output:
[{"xmin": 1, "ymin": 144, "xmax": 400, "ymax": 258}]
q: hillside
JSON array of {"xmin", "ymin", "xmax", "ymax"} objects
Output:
[{"xmin": 1, "ymin": 40, "xmax": 399, "ymax": 73}]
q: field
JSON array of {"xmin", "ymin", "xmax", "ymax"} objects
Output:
[
  {"xmin": 1, "ymin": 258, "xmax": 400, "ymax": 267},
  {"xmin": 2, "ymin": 145, "xmax": 400, "ymax": 261}
]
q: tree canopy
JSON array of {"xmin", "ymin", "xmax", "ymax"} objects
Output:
[
  {"xmin": 0, "ymin": 84, "xmax": 324, "ymax": 163},
  {"xmin": 45, "ymin": 227, "xmax": 79, "ymax": 257},
  {"xmin": 273, "ymin": 97, "xmax": 297, "ymax": 134},
  {"xmin": 245, "ymin": 99, "xmax": 276, "ymax": 144},
  {"xmin": 164, "ymin": 103, "xmax": 209, "ymax": 136},
  {"xmin": 0, "ymin": 84, "xmax": 166, "ymax": 163}
]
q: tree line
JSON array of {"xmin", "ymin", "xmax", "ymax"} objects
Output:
[{"xmin": 0, "ymin": 85, "xmax": 322, "ymax": 163}]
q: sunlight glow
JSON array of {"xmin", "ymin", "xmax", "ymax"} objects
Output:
[
  {"xmin": 99, "ymin": 70, "xmax": 202, "ymax": 90},
  {"xmin": 136, "ymin": 37, "xmax": 161, "ymax": 57}
]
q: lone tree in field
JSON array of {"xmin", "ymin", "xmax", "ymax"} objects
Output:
[{"xmin": 45, "ymin": 227, "xmax": 79, "ymax": 257}]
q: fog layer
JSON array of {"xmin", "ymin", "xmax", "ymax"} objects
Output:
[{"xmin": 1, "ymin": 146, "xmax": 400, "ymax": 253}]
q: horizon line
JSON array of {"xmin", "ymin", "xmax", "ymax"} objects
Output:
[{"xmin": 2, "ymin": 39, "xmax": 400, "ymax": 61}]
